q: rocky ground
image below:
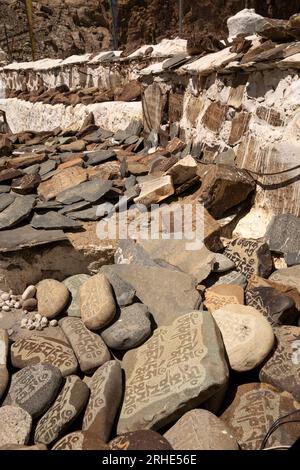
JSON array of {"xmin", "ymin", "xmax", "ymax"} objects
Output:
[
  {"xmin": 0, "ymin": 8, "xmax": 300, "ymax": 453},
  {"xmin": 1, "ymin": 0, "xmax": 300, "ymax": 61}
]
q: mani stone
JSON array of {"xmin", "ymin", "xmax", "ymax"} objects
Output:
[
  {"xmin": 259, "ymin": 326, "xmax": 300, "ymax": 402},
  {"xmin": 10, "ymin": 335, "xmax": 78, "ymax": 377},
  {"xmin": 78, "ymin": 273, "xmax": 116, "ymax": 331},
  {"xmin": 101, "ymin": 269, "xmax": 136, "ymax": 307},
  {"xmin": 56, "ymin": 179, "xmax": 112, "ymax": 204},
  {"xmin": 117, "ymin": 311, "xmax": 229, "ymax": 433},
  {"xmin": 0, "ymin": 195, "xmax": 35, "ymax": 230},
  {"xmin": 82, "ymin": 361, "xmax": 122, "ymax": 442},
  {"xmin": 213, "ymin": 269, "xmax": 247, "ymax": 288},
  {"xmin": 4, "ymin": 363, "xmax": 63, "ymax": 419},
  {"xmin": 269, "ymin": 265, "xmax": 300, "ymax": 294},
  {"xmin": 165, "ymin": 155, "xmax": 197, "ymax": 185},
  {"xmin": 221, "ymin": 383, "xmax": 300, "ymax": 450},
  {"xmin": 212, "ymin": 304, "xmax": 274, "ymax": 372},
  {"xmin": 59, "ymin": 317, "xmax": 110, "ymax": 373},
  {"xmin": 0, "ymin": 328, "xmax": 9, "ymax": 399},
  {"xmin": 101, "ymin": 264, "xmax": 199, "ymax": 327},
  {"xmin": 224, "ymin": 238, "xmax": 273, "ymax": 281},
  {"xmin": 0, "ymin": 406, "xmax": 32, "ymax": 446},
  {"xmin": 265, "ymin": 214, "xmax": 300, "ymax": 259},
  {"xmin": 34, "ymin": 375, "xmax": 90, "ymax": 445},
  {"xmin": 204, "ymin": 284, "xmax": 244, "ymax": 313},
  {"xmin": 245, "ymin": 287, "xmax": 298, "ymax": 326},
  {"xmin": 31, "ymin": 211, "xmax": 82, "ymax": 230},
  {"xmin": 101, "ymin": 303, "xmax": 152, "ymax": 350},
  {"xmin": 63, "ymin": 274, "xmax": 90, "ymax": 317},
  {"xmin": 134, "ymin": 175, "xmax": 174, "ymax": 206},
  {"xmin": 37, "ymin": 279, "xmax": 70, "ymax": 319},
  {"xmin": 248, "ymin": 274, "xmax": 300, "ymax": 313},
  {"xmin": 212, "ymin": 253, "xmax": 236, "ymax": 272},
  {"xmin": 164, "ymin": 409, "xmax": 239, "ymax": 450},
  {"xmin": 52, "ymin": 431, "xmax": 109, "ymax": 450},
  {"xmin": 109, "ymin": 431, "xmax": 173, "ymax": 450}
]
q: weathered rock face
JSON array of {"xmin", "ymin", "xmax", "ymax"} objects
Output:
[{"xmin": 118, "ymin": 311, "xmax": 229, "ymax": 433}]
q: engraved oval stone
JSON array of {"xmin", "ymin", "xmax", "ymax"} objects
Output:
[
  {"xmin": 34, "ymin": 375, "xmax": 90, "ymax": 445},
  {"xmin": 109, "ymin": 430, "xmax": 173, "ymax": 450},
  {"xmin": 0, "ymin": 328, "xmax": 9, "ymax": 400},
  {"xmin": 101, "ymin": 303, "xmax": 152, "ymax": 350},
  {"xmin": 221, "ymin": 383, "xmax": 300, "ymax": 450},
  {"xmin": 78, "ymin": 273, "xmax": 116, "ymax": 331},
  {"xmin": 117, "ymin": 311, "xmax": 229, "ymax": 433},
  {"xmin": 204, "ymin": 284, "xmax": 244, "ymax": 313},
  {"xmin": 82, "ymin": 360, "xmax": 122, "ymax": 442},
  {"xmin": 52, "ymin": 431, "xmax": 109, "ymax": 450},
  {"xmin": 269, "ymin": 265, "xmax": 300, "ymax": 294},
  {"xmin": 37, "ymin": 279, "xmax": 70, "ymax": 319},
  {"xmin": 4, "ymin": 363, "xmax": 63, "ymax": 419},
  {"xmin": 11, "ymin": 335, "xmax": 78, "ymax": 377},
  {"xmin": 212, "ymin": 304, "xmax": 274, "ymax": 372},
  {"xmin": 259, "ymin": 326, "xmax": 300, "ymax": 402},
  {"xmin": 59, "ymin": 317, "xmax": 110, "ymax": 373},
  {"xmin": 0, "ymin": 406, "xmax": 32, "ymax": 446},
  {"xmin": 164, "ymin": 409, "xmax": 239, "ymax": 450}
]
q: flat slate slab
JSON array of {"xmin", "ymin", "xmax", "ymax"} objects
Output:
[
  {"xmin": 31, "ymin": 211, "xmax": 82, "ymax": 230},
  {"xmin": 85, "ymin": 150, "xmax": 116, "ymax": 165},
  {"xmin": 0, "ymin": 195, "xmax": 35, "ymax": 230},
  {"xmin": 0, "ymin": 193, "xmax": 15, "ymax": 211},
  {"xmin": 0, "ymin": 225, "xmax": 67, "ymax": 252},
  {"xmin": 56, "ymin": 179, "xmax": 113, "ymax": 204}
]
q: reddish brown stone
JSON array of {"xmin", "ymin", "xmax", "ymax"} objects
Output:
[
  {"xmin": 169, "ymin": 92, "xmax": 184, "ymax": 123},
  {"xmin": 256, "ymin": 106, "xmax": 284, "ymax": 127},
  {"xmin": 12, "ymin": 173, "xmax": 41, "ymax": 194},
  {"xmin": 228, "ymin": 111, "xmax": 251, "ymax": 146},
  {"xmin": 0, "ymin": 135, "xmax": 12, "ymax": 157},
  {"xmin": 0, "ymin": 168, "xmax": 23, "ymax": 182},
  {"xmin": 115, "ymin": 80, "xmax": 141, "ymax": 101},
  {"xmin": 202, "ymin": 101, "xmax": 229, "ymax": 133}
]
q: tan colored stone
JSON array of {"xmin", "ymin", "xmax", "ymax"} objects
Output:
[
  {"xmin": 37, "ymin": 166, "xmax": 87, "ymax": 200},
  {"xmin": 212, "ymin": 304, "xmax": 275, "ymax": 372},
  {"xmin": 0, "ymin": 406, "xmax": 32, "ymax": 446},
  {"xmin": 164, "ymin": 409, "xmax": 239, "ymax": 450},
  {"xmin": 204, "ymin": 284, "xmax": 244, "ymax": 313},
  {"xmin": 37, "ymin": 278, "xmax": 70, "ymax": 319},
  {"xmin": 78, "ymin": 273, "xmax": 116, "ymax": 331},
  {"xmin": 165, "ymin": 155, "xmax": 197, "ymax": 185},
  {"xmin": 202, "ymin": 101, "xmax": 229, "ymax": 133},
  {"xmin": 52, "ymin": 431, "xmax": 109, "ymax": 450},
  {"xmin": 58, "ymin": 156, "xmax": 83, "ymax": 171},
  {"xmin": 134, "ymin": 175, "xmax": 174, "ymax": 206}
]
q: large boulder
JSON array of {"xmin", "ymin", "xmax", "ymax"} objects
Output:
[{"xmin": 227, "ymin": 9, "xmax": 265, "ymax": 40}]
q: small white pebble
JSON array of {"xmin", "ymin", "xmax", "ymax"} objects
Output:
[
  {"xmin": 20, "ymin": 318, "xmax": 28, "ymax": 328},
  {"xmin": 9, "ymin": 289, "xmax": 13, "ymax": 295},
  {"xmin": 36, "ymin": 325, "xmax": 43, "ymax": 331},
  {"xmin": 41, "ymin": 317, "xmax": 48, "ymax": 327},
  {"xmin": 34, "ymin": 313, "xmax": 42, "ymax": 322},
  {"xmin": 49, "ymin": 319, "xmax": 58, "ymax": 327},
  {"xmin": 15, "ymin": 302, "xmax": 21, "ymax": 309},
  {"xmin": 2, "ymin": 305, "xmax": 10, "ymax": 312},
  {"xmin": 1, "ymin": 293, "xmax": 10, "ymax": 301},
  {"xmin": 23, "ymin": 310, "xmax": 28, "ymax": 315},
  {"xmin": 27, "ymin": 324, "xmax": 35, "ymax": 330},
  {"xmin": 7, "ymin": 329, "xmax": 14, "ymax": 336},
  {"xmin": 5, "ymin": 300, "xmax": 11, "ymax": 306},
  {"xmin": 10, "ymin": 295, "xmax": 18, "ymax": 300}
]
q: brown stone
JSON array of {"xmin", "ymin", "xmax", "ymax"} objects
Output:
[
  {"xmin": 164, "ymin": 409, "xmax": 239, "ymax": 450},
  {"xmin": 0, "ymin": 328, "xmax": 9, "ymax": 400},
  {"xmin": 169, "ymin": 92, "xmax": 184, "ymax": 123},
  {"xmin": 259, "ymin": 326, "xmax": 300, "ymax": 402},
  {"xmin": 59, "ymin": 317, "xmax": 111, "ymax": 373},
  {"xmin": 10, "ymin": 335, "xmax": 78, "ymax": 377},
  {"xmin": 204, "ymin": 284, "xmax": 244, "ymax": 313},
  {"xmin": 57, "ymin": 156, "xmax": 83, "ymax": 171},
  {"xmin": 59, "ymin": 140, "xmax": 86, "ymax": 152},
  {"xmin": 221, "ymin": 383, "xmax": 300, "ymax": 450},
  {"xmin": 256, "ymin": 106, "xmax": 284, "ymax": 127},
  {"xmin": 38, "ymin": 166, "xmax": 87, "ymax": 200},
  {"xmin": 202, "ymin": 101, "xmax": 229, "ymax": 133},
  {"xmin": 0, "ymin": 135, "xmax": 12, "ymax": 157},
  {"xmin": 78, "ymin": 273, "xmax": 116, "ymax": 330},
  {"xmin": 0, "ymin": 225, "xmax": 67, "ymax": 252},
  {"xmin": 192, "ymin": 164, "xmax": 255, "ymax": 218},
  {"xmin": 8, "ymin": 153, "xmax": 46, "ymax": 169},
  {"xmin": 37, "ymin": 279, "xmax": 70, "ymax": 319},
  {"xmin": 109, "ymin": 430, "xmax": 173, "ymax": 450},
  {"xmin": 224, "ymin": 238, "xmax": 273, "ymax": 281},
  {"xmin": 11, "ymin": 173, "xmax": 41, "ymax": 194},
  {"xmin": 165, "ymin": 155, "xmax": 197, "ymax": 185},
  {"xmin": 228, "ymin": 111, "xmax": 250, "ymax": 146},
  {"xmin": 114, "ymin": 80, "xmax": 141, "ymax": 101},
  {"xmin": 82, "ymin": 361, "xmax": 122, "ymax": 442},
  {"xmin": 0, "ymin": 168, "xmax": 23, "ymax": 183},
  {"xmin": 248, "ymin": 275, "xmax": 300, "ymax": 312},
  {"xmin": 52, "ymin": 431, "xmax": 109, "ymax": 450},
  {"xmin": 0, "ymin": 406, "xmax": 32, "ymax": 446},
  {"xmin": 134, "ymin": 175, "xmax": 174, "ymax": 206}
]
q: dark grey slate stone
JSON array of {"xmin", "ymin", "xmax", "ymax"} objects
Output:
[
  {"xmin": 0, "ymin": 193, "xmax": 15, "ymax": 212},
  {"xmin": 265, "ymin": 214, "xmax": 300, "ymax": 258},
  {"xmin": 31, "ymin": 211, "xmax": 82, "ymax": 230},
  {"xmin": 85, "ymin": 150, "xmax": 116, "ymax": 166},
  {"xmin": 56, "ymin": 179, "xmax": 113, "ymax": 204},
  {"xmin": 0, "ymin": 195, "xmax": 35, "ymax": 230}
]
